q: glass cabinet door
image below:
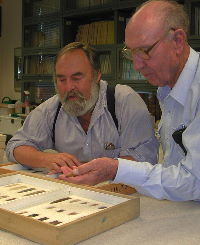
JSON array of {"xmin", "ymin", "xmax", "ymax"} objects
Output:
[
  {"xmin": 23, "ymin": 54, "xmax": 55, "ymax": 75},
  {"xmin": 64, "ymin": 0, "xmax": 113, "ymax": 10},
  {"xmin": 24, "ymin": 22, "xmax": 60, "ymax": 48},
  {"xmin": 23, "ymin": 82, "xmax": 55, "ymax": 105},
  {"xmin": 24, "ymin": 0, "xmax": 60, "ymax": 18},
  {"xmin": 119, "ymin": 50, "xmax": 145, "ymax": 81},
  {"xmin": 189, "ymin": 1, "xmax": 200, "ymax": 37}
]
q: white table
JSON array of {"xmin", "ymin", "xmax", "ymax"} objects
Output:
[{"xmin": 0, "ymin": 195, "xmax": 200, "ymax": 245}]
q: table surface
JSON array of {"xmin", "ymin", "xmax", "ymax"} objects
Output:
[{"xmin": 0, "ymin": 195, "xmax": 200, "ymax": 245}]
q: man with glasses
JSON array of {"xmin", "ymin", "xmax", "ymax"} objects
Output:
[{"xmin": 58, "ymin": 0, "xmax": 200, "ymax": 201}]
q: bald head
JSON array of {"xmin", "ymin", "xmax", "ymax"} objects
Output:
[
  {"xmin": 124, "ymin": 0, "xmax": 190, "ymax": 88},
  {"xmin": 125, "ymin": 0, "xmax": 189, "ymax": 46}
]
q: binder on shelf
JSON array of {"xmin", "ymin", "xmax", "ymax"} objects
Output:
[{"xmin": 75, "ymin": 20, "xmax": 114, "ymax": 45}]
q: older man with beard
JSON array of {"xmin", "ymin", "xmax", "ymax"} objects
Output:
[{"xmin": 6, "ymin": 42, "xmax": 157, "ymax": 174}]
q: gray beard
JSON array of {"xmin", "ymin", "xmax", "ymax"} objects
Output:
[{"xmin": 57, "ymin": 81, "xmax": 99, "ymax": 117}]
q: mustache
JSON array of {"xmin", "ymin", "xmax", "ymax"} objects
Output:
[{"xmin": 64, "ymin": 90, "xmax": 85, "ymax": 101}]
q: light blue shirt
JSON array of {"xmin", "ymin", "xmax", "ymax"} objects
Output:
[
  {"xmin": 115, "ymin": 48, "xmax": 200, "ymax": 201},
  {"xmin": 6, "ymin": 80, "xmax": 157, "ymax": 164}
]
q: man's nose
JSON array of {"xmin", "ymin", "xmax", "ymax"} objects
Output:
[
  {"xmin": 63, "ymin": 80, "xmax": 76, "ymax": 91},
  {"xmin": 132, "ymin": 55, "xmax": 146, "ymax": 72}
]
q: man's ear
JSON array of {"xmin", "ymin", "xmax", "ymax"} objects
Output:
[
  {"xmin": 96, "ymin": 71, "xmax": 101, "ymax": 83},
  {"xmin": 173, "ymin": 29, "xmax": 187, "ymax": 54}
]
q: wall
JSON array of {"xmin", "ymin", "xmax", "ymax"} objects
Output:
[{"xmin": 0, "ymin": 0, "xmax": 22, "ymax": 102}]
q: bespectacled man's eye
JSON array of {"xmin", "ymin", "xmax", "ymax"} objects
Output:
[{"xmin": 141, "ymin": 48, "xmax": 149, "ymax": 54}]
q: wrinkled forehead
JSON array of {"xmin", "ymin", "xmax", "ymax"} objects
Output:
[
  {"xmin": 125, "ymin": 7, "xmax": 165, "ymax": 47},
  {"xmin": 125, "ymin": 18, "xmax": 164, "ymax": 47}
]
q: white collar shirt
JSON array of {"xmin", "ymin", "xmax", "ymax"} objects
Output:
[{"xmin": 115, "ymin": 48, "xmax": 200, "ymax": 201}]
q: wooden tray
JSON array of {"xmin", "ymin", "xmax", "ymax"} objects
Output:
[
  {"xmin": 0, "ymin": 172, "xmax": 140, "ymax": 245},
  {"xmin": 0, "ymin": 163, "xmax": 16, "ymax": 175},
  {"xmin": 0, "ymin": 162, "xmax": 48, "ymax": 175}
]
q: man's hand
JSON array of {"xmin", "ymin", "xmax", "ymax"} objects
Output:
[
  {"xmin": 44, "ymin": 152, "xmax": 81, "ymax": 173},
  {"xmin": 58, "ymin": 157, "xmax": 119, "ymax": 185},
  {"xmin": 13, "ymin": 146, "xmax": 81, "ymax": 173}
]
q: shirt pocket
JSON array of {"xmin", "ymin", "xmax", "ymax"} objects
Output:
[{"xmin": 92, "ymin": 144, "xmax": 121, "ymax": 159}]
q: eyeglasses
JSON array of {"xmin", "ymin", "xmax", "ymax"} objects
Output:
[
  {"xmin": 122, "ymin": 40, "xmax": 160, "ymax": 61},
  {"xmin": 122, "ymin": 28, "xmax": 175, "ymax": 61}
]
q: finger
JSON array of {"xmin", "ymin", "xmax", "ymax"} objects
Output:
[
  {"xmin": 61, "ymin": 154, "xmax": 81, "ymax": 166},
  {"xmin": 47, "ymin": 169, "xmax": 57, "ymax": 175},
  {"xmin": 68, "ymin": 156, "xmax": 81, "ymax": 166},
  {"xmin": 64, "ymin": 158, "xmax": 78, "ymax": 168},
  {"xmin": 56, "ymin": 161, "xmax": 69, "ymax": 167},
  {"xmin": 59, "ymin": 174, "xmax": 96, "ymax": 186},
  {"xmin": 58, "ymin": 174, "xmax": 68, "ymax": 180},
  {"xmin": 58, "ymin": 166, "xmax": 81, "ymax": 180},
  {"xmin": 60, "ymin": 166, "xmax": 74, "ymax": 175},
  {"xmin": 48, "ymin": 163, "xmax": 61, "ymax": 173},
  {"xmin": 74, "ymin": 162, "xmax": 95, "ymax": 175},
  {"xmin": 58, "ymin": 174, "xmax": 82, "ymax": 183},
  {"xmin": 54, "ymin": 159, "xmax": 74, "ymax": 168}
]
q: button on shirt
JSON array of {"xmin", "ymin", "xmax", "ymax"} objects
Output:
[
  {"xmin": 6, "ymin": 80, "xmax": 157, "ymax": 164},
  {"xmin": 115, "ymin": 48, "xmax": 200, "ymax": 201}
]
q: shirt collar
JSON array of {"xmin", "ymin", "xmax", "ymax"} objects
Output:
[
  {"xmin": 91, "ymin": 80, "xmax": 107, "ymax": 119},
  {"xmin": 158, "ymin": 47, "xmax": 199, "ymax": 106}
]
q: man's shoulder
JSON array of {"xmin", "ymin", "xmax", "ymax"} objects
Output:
[
  {"xmin": 101, "ymin": 81, "xmax": 142, "ymax": 105},
  {"xmin": 115, "ymin": 84, "xmax": 139, "ymax": 99},
  {"xmin": 114, "ymin": 84, "xmax": 148, "ymax": 113},
  {"xmin": 35, "ymin": 95, "xmax": 60, "ymax": 113}
]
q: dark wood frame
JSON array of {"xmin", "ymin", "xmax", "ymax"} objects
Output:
[{"xmin": 0, "ymin": 6, "xmax": 1, "ymax": 37}]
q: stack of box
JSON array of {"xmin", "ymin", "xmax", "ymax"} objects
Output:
[{"xmin": 0, "ymin": 134, "xmax": 6, "ymax": 162}]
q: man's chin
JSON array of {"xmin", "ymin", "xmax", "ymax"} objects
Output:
[
  {"xmin": 145, "ymin": 77, "xmax": 161, "ymax": 87},
  {"xmin": 62, "ymin": 102, "xmax": 87, "ymax": 117}
]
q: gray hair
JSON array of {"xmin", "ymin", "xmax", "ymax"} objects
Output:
[
  {"xmin": 135, "ymin": 0, "xmax": 189, "ymax": 35},
  {"xmin": 54, "ymin": 42, "xmax": 100, "ymax": 73}
]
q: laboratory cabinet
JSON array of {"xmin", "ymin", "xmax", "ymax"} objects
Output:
[{"xmin": 20, "ymin": 0, "xmax": 200, "ymax": 119}]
